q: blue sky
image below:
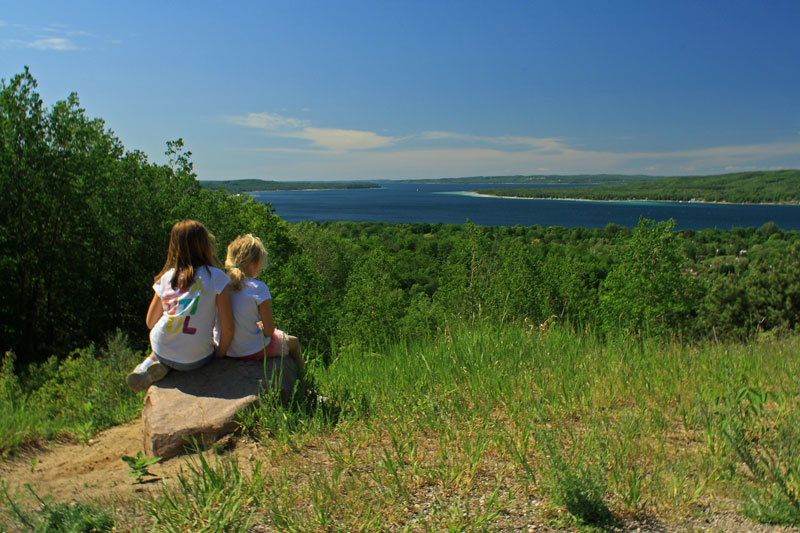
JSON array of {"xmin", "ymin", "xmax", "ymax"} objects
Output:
[{"xmin": 2, "ymin": 0, "xmax": 799, "ymax": 180}]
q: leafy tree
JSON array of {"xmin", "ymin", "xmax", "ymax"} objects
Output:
[
  {"xmin": 599, "ymin": 218, "xmax": 700, "ymax": 337},
  {"xmin": 743, "ymin": 243, "xmax": 800, "ymax": 334},
  {"xmin": 541, "ymin": 253, "xmax": 605, "ymax": 327},
  {"xmin": 433, "ymin": 222, "xmax": 495, "ymax": 321},
  {"xmin": 270, "ymin": 253, "xmax": 330, "ymax": 354},
  {"xmin": 339, "ymin": 248, "xmax": 406, "ymax": 347},
  {"xmin": 700, "ymin": 274, "xmax": 750, "ymax": 341},
  {"xmin": 0, "ymin": 68, "xmax": 135, "ymax": 359},
  {"xmin": 0, "ymin": 69, "xmax": 292, "ymax": 363}
]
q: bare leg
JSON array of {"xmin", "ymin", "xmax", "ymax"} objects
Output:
[{"xmin": 287, "ymin": 335, "xmax": 305, "ymax": 377}]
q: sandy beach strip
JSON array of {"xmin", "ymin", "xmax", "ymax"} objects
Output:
[{"xmin": 448, "ymin": 190, "xmax": 795, "ymax": 206}]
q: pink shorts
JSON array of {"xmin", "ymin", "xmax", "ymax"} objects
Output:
[{"xmin": 227, "ymin": 329, "xmax": 288, "ymax": 361}]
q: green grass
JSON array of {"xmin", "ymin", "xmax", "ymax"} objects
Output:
[
  {"xmin": 0, "ymin": 331, "xmax": 144, "ymax": 458},
  {"xmin": 1, "ymin": 482, "xmax": 114, "ymax": 532},
  {"xmin": 143, "ymin": 449, "xmax": 267, "ymax": 532},
  {"xmin": 2, "ymin": 321, "xmax": 800, "ymax": 530},
  {"xmin": 218, "ymin": 321, "xmax": 799, "ymax": 529}
]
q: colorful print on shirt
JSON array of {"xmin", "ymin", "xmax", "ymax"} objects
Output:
[{"xmin": 161, "ymin": 277, "xmax": 207, "ymax": 335}]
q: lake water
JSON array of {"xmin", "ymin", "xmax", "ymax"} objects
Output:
[{"xmin": 250, "ymin": 182, "xmax": 800, "ymax": 230}]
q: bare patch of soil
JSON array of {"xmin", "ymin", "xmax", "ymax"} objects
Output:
[{"xmin": 0, "ymin": 421, "xmax": 259, "ymax": 504}]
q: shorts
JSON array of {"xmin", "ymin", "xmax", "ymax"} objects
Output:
[
  {"xmin": 227, "ymin": 329, "xmax": 289, "ymax": 361},
  {"xmin": 153, "ymin": 351, "xmax": 215, "ymax": 371}
]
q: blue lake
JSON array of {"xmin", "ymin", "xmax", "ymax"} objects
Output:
[{"xmin": 250, "ymin": 182, "xmax": 800, "ymax": 230}]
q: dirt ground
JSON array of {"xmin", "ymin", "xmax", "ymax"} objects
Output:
[
  {"xmin": 2, "ymin": 422, "xmax": 799, "ymax": 532},
  {"xmin": 0, "ymin": 421, "xmax": 261, "ymax": 505}
]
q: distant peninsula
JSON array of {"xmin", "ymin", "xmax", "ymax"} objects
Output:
[
  {"xmin": 471, "ymin": 170, "xmax": 800, "ymax": 204},
  {"xmin": 199, "ymin": 179, "xmax": 380, "ymax": 194}
]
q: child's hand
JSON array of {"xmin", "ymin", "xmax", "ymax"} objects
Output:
[{"xmin": 256, "ymin": 321, "xmax": 264, "ymax": 330}]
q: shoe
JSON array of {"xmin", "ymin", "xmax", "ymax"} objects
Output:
[{"xmin": 125, "ymin": 361, "xmax": 169, "ymax": 392}]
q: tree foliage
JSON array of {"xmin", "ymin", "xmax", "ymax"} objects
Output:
[
  {"xmin": 200, "ymin": 179, "xmax": 378, "ymax": 193},
  {"xmin": 0, "ymin": 69, "xmax": 290, "ymax": 363},
  {"xmin": 478, "ymin": 170, "xmax": 800, "ymax": 204},
  {"xmin": 599, "ymin": 219, "xmax": 698, "ymax": 336},
  {"xmin": 2, "ymin": 69, "xmax": 798, "ymax": 365}
]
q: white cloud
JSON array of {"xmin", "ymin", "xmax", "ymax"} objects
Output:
[
  {"xmin": 1, "ymin": 22, "xmax": 104, "ymax": 51},
  {"xmin": 225, "ymin": 112, "xmax": 394, "ymax": 151},
  {"xmin": 264, "ymin": 139, "xmax": 799, "ymax": 180},
  {"xmin": 240, "ymin": 147, "xmax": 332, "ymax": 155},
  {"xmin": 27, "ymin": 37, "xmax": 80, "ymax": 51},
  {"xmin": 222, "ymin": 111, "xmax": 800, "ymax": 177},
  {"xmin": 415, "ymin": 131, "xmax": 566, "ymax": 151},
  {"xmin": 287, "ymin": 127, "xmax": 394, "ymax": 151},
  {"xmin": 225, "ymin": 112, "xmax": 309, "ymax": 130}
]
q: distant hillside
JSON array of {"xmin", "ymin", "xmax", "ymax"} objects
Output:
[
  {"xmin": 473, "ymin": 170, "xmax": 800, "ymax": 204},
  {"xmin": 199, "ymin": 179, "xmax": 380, "ymax": 194},
  {"xmin": 398, "ymin": 174, "xmax": 658, "ymax": 185}
]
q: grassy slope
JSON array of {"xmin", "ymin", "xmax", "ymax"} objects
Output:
[
  {"xmin": 198, "ymin": 179, "xmax": 380, "ymax": 193},
  {"xmin": 475, "ymin": 170, "xmax": 800, "ymax": 204},
  {"xmin": 3, "ymin": 323, "xmax": 799, "ymax": 530}
]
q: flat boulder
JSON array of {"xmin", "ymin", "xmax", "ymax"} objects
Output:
[{"xmin": 142, "ymin": 357, "xmax": 298, "ymax": 459}]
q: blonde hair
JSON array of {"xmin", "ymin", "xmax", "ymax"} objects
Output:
[
  {"xmin": 225, "ymin": 234, "xmax": 268, "ymax": 291},
  {"xmin": 155, "ymin": 220, "xmax": 220, "ymax": 290}
]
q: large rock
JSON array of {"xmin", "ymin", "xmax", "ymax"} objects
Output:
[{"xmin": 142, "ymin": 357, "xmax": 298, "ymax": 459}]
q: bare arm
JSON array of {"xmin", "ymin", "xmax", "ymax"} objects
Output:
[
  {"xmin": 215, "ymin": 286, "xmax": 234, "ymax": 357},
  {"xmin": 146, "ymin": 293, "xmax": 163, "ymax": 329},
  {"xmin": 258, "ymin": 299, "xmax": 275, "ymax": 338}
]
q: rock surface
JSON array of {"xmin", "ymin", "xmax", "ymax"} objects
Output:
[{"xmin": 142, "ymin": 357, "xmax": 298, "ymax": 459}]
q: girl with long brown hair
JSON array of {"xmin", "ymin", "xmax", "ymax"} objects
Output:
[{"xmin": 126, "ymin": 220, "xmax": 233, "ymax": 391}]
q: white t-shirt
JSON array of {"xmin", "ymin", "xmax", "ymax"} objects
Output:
[
  {"xmin": 218, "ymin": 277, "xmax": 273, "ymax": 357},
  {"xmin": 150, "ymin": 266, "xmax": 230, "ymax": 363}
]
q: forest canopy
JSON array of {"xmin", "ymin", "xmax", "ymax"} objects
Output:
[
  {"xmin": 199, "ymin": 179, "xmax": 379, "ymax": 193},
  {"xmin": 0, "ymin": 69, "xmax": 292, "ymax": 363},
  {"xmin": 2, "ymin": 69, "xmax": 799, "ymax": 367},
  {"xmin": 474, "ymin": 170, "xmax": 800, "ymax": 204}
]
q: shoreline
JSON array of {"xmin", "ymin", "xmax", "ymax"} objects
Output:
[
  {"xmin": 455, "ymin": 190, "xmax": 798, "ymax": 206},
  {"xmin": 244, "ymin": 185, "xmax": 381, "ymax": 194}
]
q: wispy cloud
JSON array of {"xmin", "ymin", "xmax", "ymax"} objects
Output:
[
  {"xmin": 225, "ymin": 112, "xmax": 309, "ymax": 130},
  {"xmin": 1, "ymin": 22, "xmax": 101, "ymax": 51},
  {"xmin": 286, "ymin": 127, "xmax": 394, "ymax": 150},
  {"xmin": 414, "ymin": 131, "xmax": 566, "ymax": 152},
  {"xmin": 224, "ymin": 112, "xmax": 569, "ymax": 153},
  {"xmin": 222, "ymin": 111, "xmax": 800, "ymax": 178},
  {"xmin": 224, "ymin": 111, "xmax": 395, "ymax": 151},
  {"xmin": 27, "ymin": 37, "xmax": 80, "ymax": 51}
]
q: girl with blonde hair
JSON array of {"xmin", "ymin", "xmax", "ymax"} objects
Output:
[{"xmin": 217, "ymin": 234, "xmax": 304, "ymax": 375}]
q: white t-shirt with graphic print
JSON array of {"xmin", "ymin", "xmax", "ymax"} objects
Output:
[
  {"xmin": 150, "ymin": 266, "xmax": 230, "ymax": 364},
  {"xmin": 216, "ymin": 277, "xmax": 273, "ymax": 357}
]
